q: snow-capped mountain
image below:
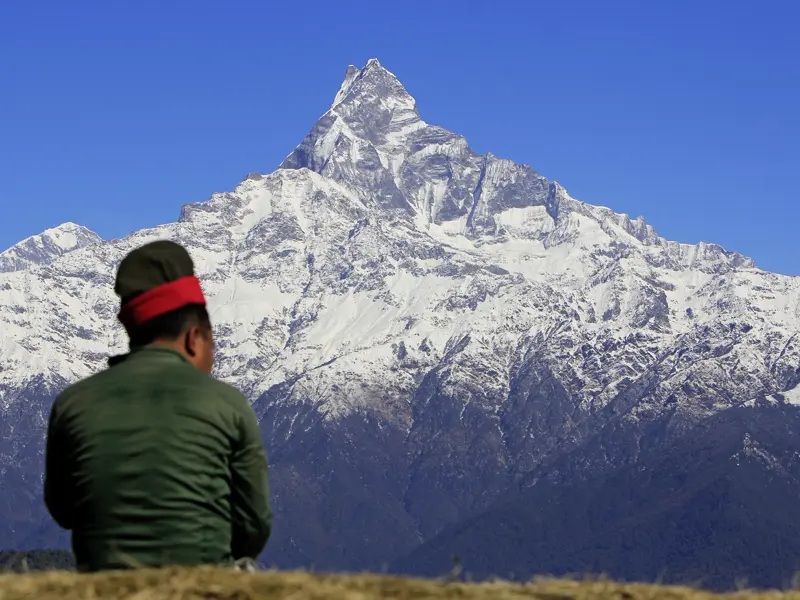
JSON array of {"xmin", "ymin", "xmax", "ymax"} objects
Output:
[{"xmin": 1, "ymin": 59, "xmax": 799, "ymax": 579}]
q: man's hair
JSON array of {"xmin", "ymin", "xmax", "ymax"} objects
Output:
[{"xmin": 127, "ymin": 303, "xmax": 212, "ymax": 348}]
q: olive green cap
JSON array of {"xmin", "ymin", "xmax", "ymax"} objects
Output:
[{"xmin": 114, "ymin": 240, "xmax": 196, "ymax": 304}]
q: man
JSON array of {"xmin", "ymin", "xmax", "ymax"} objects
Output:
[{"xmin": 43, "ymin": 240, "xmax": 272, "ymax": 572}]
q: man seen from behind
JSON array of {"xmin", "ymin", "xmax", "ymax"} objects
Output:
[{"xmin": 43, "ymin": 240, "xmax": 272, "ymax": 572}]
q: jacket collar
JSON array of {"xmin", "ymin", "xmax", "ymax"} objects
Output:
[{"xmin": 107, "ymin": 345, "xmax": 190, "ymax": 368}]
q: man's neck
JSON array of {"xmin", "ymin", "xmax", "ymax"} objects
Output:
[{"xmin": 147, "ymin": 339, "xmax": 187, "ymax": 356}]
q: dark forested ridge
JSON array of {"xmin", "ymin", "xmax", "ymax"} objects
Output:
[
  {"xmin": 391, "ymin": 404, "xmax": 800, "ymax": 591},
  {"xmin": 9, "ymin": 404, "xmax": 800, "ymax": 590},
  {"xmin": 0, "ymin": 550, "xmax": 74, "ymax": 572}
]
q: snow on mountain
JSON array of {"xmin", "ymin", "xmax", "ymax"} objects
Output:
[
  {"xmin": 0, "ymin": 223, "xmax": 102, "ymax": 273},
  {"xmin": 1, "ymin": 59, "xmax": 799, "ymax": 568},
  {"xmin": 1, "ymin": 56, "xmax": 798, "ymax": 456},
  {"xmin": 745, "ymin": 382, "xmax": 800, "ymax": 407}
]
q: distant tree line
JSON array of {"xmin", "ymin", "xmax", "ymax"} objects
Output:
[{"xmin": 0, "ymin": 550, "xmax": 74, "ymax": 572}]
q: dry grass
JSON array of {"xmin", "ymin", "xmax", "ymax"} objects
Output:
[{"xmin": 0, "ymin": 568, "xmax": 797, "ymax": 600}]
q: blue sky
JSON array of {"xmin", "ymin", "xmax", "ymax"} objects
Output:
[{"xmin": 1, "ymin": 0, "xmax": 798, "ymax": 275}]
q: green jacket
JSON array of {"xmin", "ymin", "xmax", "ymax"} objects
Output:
[{"xmin": 43, "ymin": 346, "xmax": 272, "ymax": 572}]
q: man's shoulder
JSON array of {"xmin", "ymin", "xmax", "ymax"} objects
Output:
[
  {"xmin": 190, "ymin": 372, "xmax": 251, "ymax": 410},
  {"xmin": 56, "ymin": 360, "xmax": 132, "ymax": 398},
  {"xmin": 58, "ymin": 367, "xmax": 110, "ymax": 396},
  {"xmin": 201, "ymin": 373, "xmax": 246, "ymax": 400},
  {"xmin": 50, "ymin": 370, "xmax": 107, "ymax": 416}
]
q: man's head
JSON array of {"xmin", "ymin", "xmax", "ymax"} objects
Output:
[{"xmin": 114, "ymin": 240, "xmax": 214, "ymax": 373}]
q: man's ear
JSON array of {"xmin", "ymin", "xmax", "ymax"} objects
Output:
[{"xmin": 183, "ymin": 325, "xmax": 201, "ymax": 358}]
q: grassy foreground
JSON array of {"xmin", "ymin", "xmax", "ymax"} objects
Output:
[{"xmin": 0, "ymin": 567, "xmax": 796, "ymax": 600}]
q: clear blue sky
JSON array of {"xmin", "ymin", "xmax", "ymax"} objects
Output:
[{"xmin": 1, "ymin": 0, "xmax": 798, "ymax": 275}]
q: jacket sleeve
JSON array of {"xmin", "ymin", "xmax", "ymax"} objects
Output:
[
  {"xmin": 230, "ymin": 396, "xmax": 272, "ymax": 560},
  {"xmin": 43, "ymin": 398, "xmax": 75, "ymax": 530}
]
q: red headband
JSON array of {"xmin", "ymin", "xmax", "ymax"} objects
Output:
[{"xmin": 118, "ymin": 275, "xmax": 206, "ymax": 333}]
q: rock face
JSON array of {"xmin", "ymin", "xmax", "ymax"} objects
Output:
[{"xmin": 1, "ymin": 59, "xmax": 799, "ymax": 583}]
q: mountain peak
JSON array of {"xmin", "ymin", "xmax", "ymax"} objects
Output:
[
  {"xmin": 0, "ymin": 222, "xmax": 102, "ymax": 273},
  {"xmin": 283, "ymin": 60, "xmax": 756, "ymax": 270},
  {"xmin": 283, "ymin": 58, "xmax": 425, "ymax": 197},
  {"xmin": 329, "ymin": 58, "xmax": 417, "ymax": 116}
]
